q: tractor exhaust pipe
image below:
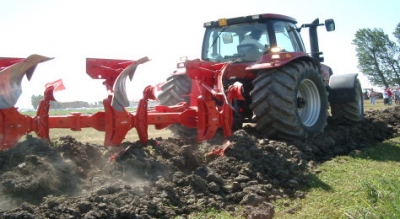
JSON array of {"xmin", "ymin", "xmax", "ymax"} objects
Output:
[{"xmin": 301, "ymin": 18, "xmax": 335, "ymax": 63}]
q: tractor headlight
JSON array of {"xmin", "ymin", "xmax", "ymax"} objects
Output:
[{"xmin": 270, "ymin": 47, "xmax": 282, "ymax": 53}]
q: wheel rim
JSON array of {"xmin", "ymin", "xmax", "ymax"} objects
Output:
[{"xmin": 297, "ymin": 79, "xmax": 321, "ymax": 127}]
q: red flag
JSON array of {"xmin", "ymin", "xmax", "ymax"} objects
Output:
[
  {"xmin": 45, "ymin": 79, "xmax": 66, "ymax": 92},
  {"xmin": 153, "ymin": 82, "xmax": 165, "ymax": 100},
  {"xmin": 155, "ymin": 82, "xmax": 165, "ymax": 92}
]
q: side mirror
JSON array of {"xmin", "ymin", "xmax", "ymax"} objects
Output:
[{"xmin": 325, "ymin": 19, "xmax": 335, "ymax": 32}]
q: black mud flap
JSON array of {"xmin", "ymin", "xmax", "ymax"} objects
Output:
[{"xmin": 328, "ymin": 73, "xmax": 358, "ymax": 104}]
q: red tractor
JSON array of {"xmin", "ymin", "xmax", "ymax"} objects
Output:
[
  {"xmin": 0, "ymin": 13, "xmax": 364, "ymax": 151},
  {"xmin": 158, "ymin": 13, "xmax": 364, "ymax": 140}
]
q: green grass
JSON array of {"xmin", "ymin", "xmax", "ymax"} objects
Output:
[
  {"xmin": 274, "ymin": 138, "xmax": 400, "ymax": 219},
  {"xmin": 363, "ymin": 98, "xmax": 397, "ymax": 111},
  {"xmin": 185, "ymin": 208, "xmax": 245, "ymax": 219}
]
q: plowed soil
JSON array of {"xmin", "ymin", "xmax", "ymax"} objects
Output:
[{"xmin": 0, "ymin": 107, "xmax": 399, "ymax": 219}]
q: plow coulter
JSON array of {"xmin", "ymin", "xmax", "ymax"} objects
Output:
[{"xmin": 0, "ymin": 54, "xmax": 244, "ymax": 151}]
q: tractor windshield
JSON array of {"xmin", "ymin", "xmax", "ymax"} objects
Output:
[
  {"xmin": 202, "ymin": 20, "xmax": 305, "ymax": 62},
  {"xmin": 202, "ymin": 23, "xmax": 269, "ymax": 62}
]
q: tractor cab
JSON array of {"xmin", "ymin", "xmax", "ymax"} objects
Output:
[{"xmin": 202, "ymin": 14, "xmax": 307, "ymax": 63}]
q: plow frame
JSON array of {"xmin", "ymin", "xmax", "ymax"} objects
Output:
[{"xmin": 0, "ymin": 55, "xmax": 245, "ymax": 150}]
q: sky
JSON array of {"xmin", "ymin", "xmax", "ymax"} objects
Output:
[{"xmin": 1, "ymin": 0, "xmax": 399, "ymax": 109}]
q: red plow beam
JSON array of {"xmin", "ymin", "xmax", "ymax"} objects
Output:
[{"xmin": 0, "ymin": 55, "xmax": 245, "ymax": 150}]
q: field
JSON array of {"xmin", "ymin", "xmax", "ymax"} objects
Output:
[
  {"xmin": 274, "ymin": 138, "xmax": 400, "ymax": 218},
  {"xmin": 0, "ymin": 100, "xmax": 398, "ymax": 218},
  {"xmin": 363, "ymin": 98, "xmax": 395, "ymax": 111}
]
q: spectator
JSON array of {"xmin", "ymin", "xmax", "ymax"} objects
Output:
[
  {"xmin": 386, "ymin": 87, "xmax": 393, "ymax": 105},
  {"xmin": 240, "ymin": 29, "xmax": 265, "ymax": 51},
  {"xmin": 383, "ymin": 89, "xmax": 389, "ymax": 105},
  {"xmin": 368, "ymin": 88, "xmax": 378, "ymax": 105},
  {"xmin": 393, "ymin": 88, "xmax": 400, "ymax": 105}
]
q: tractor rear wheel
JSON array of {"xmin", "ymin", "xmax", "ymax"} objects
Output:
[
  {"xmin": 250, "ymin": 60, "xmax": 328, "ymax": 140},
  {"xmin": 158, "ymin": 74, "xmax": 197, "ymax": 137},
  {"xmin": 330, "ymin": 79, "xmax": 364, "ymax": 123}
]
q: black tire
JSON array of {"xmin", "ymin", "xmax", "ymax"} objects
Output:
[
  {"xmin": 158, "ymin": 74, "xmax": 197, "ymax": 137},
  {"xmin": 330, "ymin": 79, "xmax": 364, "ymax": 123},
  {"xmin": 158, "ymin": 75, "xmax": 192, "ymax": 105},
  {"xmin": 250, "ymin": 60, "xmax": 328, "ymax": 140}
]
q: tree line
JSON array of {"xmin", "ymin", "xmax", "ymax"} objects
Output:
[
  {"xmin": 30, "ymin": 95, "xmax": 102, "ymax": 109},
  {"xmin": 353, "ymin": 23, "xmax": 400, "ymax": 88},
  {"xmin": 30, "ymin": 95, "xmax": 152, "ymax": 109}
]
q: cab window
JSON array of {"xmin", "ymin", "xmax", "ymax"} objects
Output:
[{"xmin": 271, "ymin": 20, "xmax": 304, "ymax": 52}]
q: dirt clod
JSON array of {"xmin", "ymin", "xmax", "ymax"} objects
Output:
[{"xmin": 0, "ymin": 107, "xmax": 399, "ymax": 218}]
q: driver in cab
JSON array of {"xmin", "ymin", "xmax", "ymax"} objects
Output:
[{"xmin": 240, "ymin": 29, "xmax": 265, "ymax": 51}]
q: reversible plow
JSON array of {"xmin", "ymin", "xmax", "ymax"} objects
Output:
[{"xmin": 0, "ymin": 54, "xmax": 244, "ymax": 151}]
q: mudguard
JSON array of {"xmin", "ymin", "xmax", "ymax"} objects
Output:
[{"xmin": 328, "ymin": 73, "xmax": 359, "ymax": 104}]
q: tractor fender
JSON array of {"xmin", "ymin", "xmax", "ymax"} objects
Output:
[
  {"xmin": 245, "ymin": 53, "xmax": 315, "ymax": 71},
  {"xmin": 328, "ymin": 73, "xmax": 359, "ymax": 104}
]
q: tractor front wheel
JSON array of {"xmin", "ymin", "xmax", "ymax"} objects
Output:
[{"xmin": 250, "ymin": 60, "xmax": 328, "ymax": 140}]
